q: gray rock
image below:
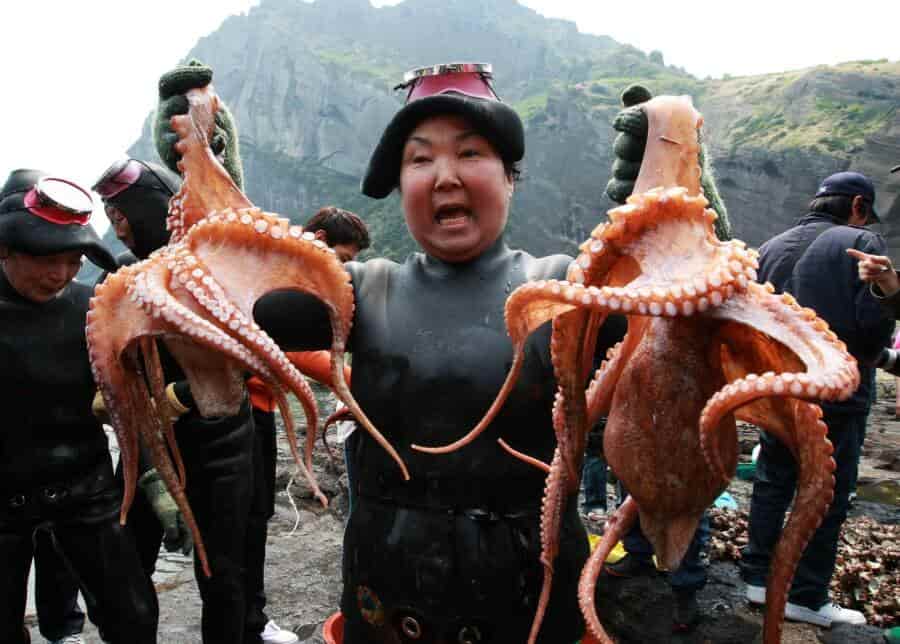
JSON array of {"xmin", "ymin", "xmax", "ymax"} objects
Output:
[{"xmin": 818, "ymin": 623, "xmax": 888, "ymax": 643}]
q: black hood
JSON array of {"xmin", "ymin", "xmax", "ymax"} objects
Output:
[
  {"xmin": 0, "ymin": 169, "xmax": 117, "ymax": 272},
  {"xmin": 104, "ymin": 161, "xmax": 181, "ymax": 259}
]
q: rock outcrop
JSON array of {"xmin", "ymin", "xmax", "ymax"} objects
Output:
[{"xmin": 126, "ymin": 0, "xmax": 900, "ymax": 262}]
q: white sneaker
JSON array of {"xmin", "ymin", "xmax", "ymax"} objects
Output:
[
  {"xmin": 47, "ymin": 636, "xmax": 85, "ymax": 644},
  {"xmin": 261, "ymin": 619, "xmax": 299, "ymax": 644},
  {"xmin": 784, "ymin": 601, "xmax": 867, "ymax": 627},
  {"xmin": 746, "ymin": 586, "xmax": 867, "ymax": 628},
  {"xmin": 745, "ymin": 583, "xmax": 766, "ymax": 605}
]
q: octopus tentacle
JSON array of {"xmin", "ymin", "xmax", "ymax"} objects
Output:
[
  {"xmin": 527, "ymin": 447, "xmax": 568, "ymax": 644},
  {"xmin": 140, "ymin": 335, "xmax": 186, "ymax": 488},
  {"xmin": 134, "ymin": 336, "xmax": 212, "ymax": 577},
  {"xmin": 96, "ymin": 258, "xmax": 287, "ymax": 576},
  {"xmin": 578, "ymin": 495, "xmax": 639, "ymax": 644},
  {"xmin": 410, "ymin": 286, "xmax": 577, "ymax": 454},
  {"xmin": 167, "ymin": 86, "xmax": 252, "ymax": 241},
  {"xmin": 700, "ymin": 281, "xmax": 858, "ymax": 479},
  {"xmin": 496, "ymin": 438, "xmax": 551, "ymax": 473},
  {"xmin": 763, "ymin": 403, "xmax": 836, "ymax": 643},
  {"xmin": 86, "ymin": 278, "xmax": 151, "ymax": 522},
  {"xmin": 549, "ymin": 309, "xmax": 592, "ymax": 491},
  {"xmin": 178, "ymin": 208, "xmax": 409, "ymax": 481},
  {"xmin": 585, "ymin": 316, "xmax": 651, "ymax": 428},
  {"xmin": 273, "ymin": 388, "xmax": 328, "ymax": 507},
  {"xmin": 321, "ymin": 406, "xmax": 355, "ymax": 465},
  {"xmin": 168, "ymin": 246, "xmax": 323, "ymax": 491}
]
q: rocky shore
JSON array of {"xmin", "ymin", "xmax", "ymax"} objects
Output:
[{"xmin": 26, "ymin": 381, "xmax": 898, "ymax": 643}]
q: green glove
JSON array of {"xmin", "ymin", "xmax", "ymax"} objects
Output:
[
  {"xmin": 138, "ymin": 468, "xmax": 193, "ymax": 556},
  {"xmin": 606, "ymin": 84, "xmax": 731, "ymax": 241},
  {"xmin": 153, "ymin": 59, "xmax": 245, "ymax": 190}
]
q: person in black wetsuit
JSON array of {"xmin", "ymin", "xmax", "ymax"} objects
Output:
[
  {"xmin": 92, "ymin": 158, "xmax": 194, "ymax": 573},
  {"xmin": 250, "ymin": 64, "xmax": 628, "ymax": 643},
  {"xmin": 93, "ymin": 158, "xmax": 258, "ymax": 644},
  {"xmin": 0, "ymin": 169, "xmax": 158, "ymax": 644}
]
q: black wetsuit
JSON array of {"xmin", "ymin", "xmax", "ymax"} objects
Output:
[
  {"xmin": 0, "ymin": 270, "xmax": 158, "ymax": 644},
  {"xmin": 257, "ymin": 237, "xmax": 626, "ymax": 644}
]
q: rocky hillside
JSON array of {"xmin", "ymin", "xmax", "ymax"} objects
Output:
[{"xmin": 127, "ymin": 0, "xmax": 900, "ymax": 261}]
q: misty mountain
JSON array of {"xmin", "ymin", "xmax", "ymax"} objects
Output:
[{"xmin": 124, "ymin": 0, "xmax": 900, "ymax": 263}]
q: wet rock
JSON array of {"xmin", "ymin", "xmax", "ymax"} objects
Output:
[
  {"xmin": 593, "ymin": 565, "xmax": 764, "ymax": 643},
  {"xmin": 818, "ymin": 623, "xmax": 888, "ymax": 643}
]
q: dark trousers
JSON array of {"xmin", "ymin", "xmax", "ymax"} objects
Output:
[
  {"xmin": 617, "ymin": 482, "xmax": 710, "ymax": 593},
  {"xmin": 245, "ymin": 407, "xmax": 277, "ymax": 641},
  {"xmin": 0, "ymin": 518, "xmax": 158, "ymax": 644},
  {"xmin": 179, "ymin": 404, "xmax": 256, "ymax": 644},
  {"xmin": 581, "ymin": 454, "xmax": 608, "ymax": 512},
  {"xmin": 33, "ymin": 529, "xmax": 85, "ymax": 640},
  {"xmin": 344, "ymin": 429, "xmax": 360, "ymax": 514},
  {"xmin": 740, "ymin": 411, "xmax": 864, "ymax": 609},
  {"xmin": 113, "ymin": 405, "xmax": 257, "ymax": 643}
]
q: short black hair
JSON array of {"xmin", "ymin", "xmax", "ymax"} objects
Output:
[
  {"xmin": 808, "ymin": 194, "xmax": 860, "ymax": 222},
  {"xmin": 303, "ymin": 207, "xmax": 371, "ymax": 250}
]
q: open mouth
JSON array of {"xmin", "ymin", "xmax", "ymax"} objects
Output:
[{"xmin": 435, "ymin": 204, "xmax": 471, "ymax": 227}]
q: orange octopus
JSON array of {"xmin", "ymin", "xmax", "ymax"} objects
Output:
[
  {"xmin": 417, "ymin": 96, "xmax": 859, "ymax": 643},
  {"xmin": 86, "ymin": 84, "xmax": 409, "ymax": 576}
]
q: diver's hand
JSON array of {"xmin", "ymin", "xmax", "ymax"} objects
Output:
[
  {"xmin": 138, "ymin": 468, "xmax": 193, "ymax": 556},
  {"xmin": 605, "ymin": 84, "xmax": 731, "ymax": 240},
  {"xmin": 606, "ymin": 85, "xmax": 652, "ymax": 204},
  {"xmin": 153, "ymin": 59, "xmax": 244, "ymax": 189},
  {"xmin": 91, "ymin": 389, "xmax": 110, "ymax": 425}
]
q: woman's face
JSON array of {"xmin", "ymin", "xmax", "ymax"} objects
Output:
[
  {"xmin": 0, "ymin": 248, "xmax": 83, "ymax": 303},
  {"xmin": 399, "ymin": 114, "xmax": 512, "ymax": 263},
  {"xmin": 105, "ymin": 203, "xmax": 135, "ymax": 251}
]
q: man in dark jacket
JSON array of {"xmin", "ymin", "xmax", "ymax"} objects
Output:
[
  {"xmin": 0, "ymin": 169, "xmax": 158, "ymax": 644},
  {"xmin": 740, "ymin": 171, "xmax": 891, "ymax": 628}
]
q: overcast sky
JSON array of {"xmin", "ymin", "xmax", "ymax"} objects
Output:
[{"xmin": 1, "ymin": 0, "xmax": 897, "ymax": 234}]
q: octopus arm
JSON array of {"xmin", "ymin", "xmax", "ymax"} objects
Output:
[
  {"xmin": 89, "ymin": 259, "xmax": 292, "ymax": 577},
  {"xmin": 412, "ymin": 271, "xmax": 646, "ymax": 455},
  {"xmin": 411, "ymin": 281, "xmax": 579, "ymax": 454},
  {"xmin": 701, "ymin": 281, "xmax": 858, "ymax": 479},
  {"xmin": 549, "ymin": 308, "xmax": 598, "ymax": 490},
  {"xmin": 180, "ymin": 214, "xmax": 408, "ymax": 481},
  {"xmin": 87, "ymin": 267, "xmax": 168, "ymax": 524},
  {"xmin": 585, "ymin": 316, "xmax": 650, "ymax": 427},
  {"xmin": 526, "ymin": 447, "xmax": 568, "ymax": 644},
  {"xmin": 763, "ymin": 403, "xmax": 836, "ymax": 643},
  {"xmin": 578, "ymin": 496, "xmax": 639, "ymax": 644}
]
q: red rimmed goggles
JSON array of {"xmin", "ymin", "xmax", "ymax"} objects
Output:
[
  {"xmin": 395, "ymin": 62, "xmax": 499, "ymax": 104},
  {"xmin": 23, "ymin": 177, "xmax": 93, "ymax": 226},
  {"xmin": 92, "ymin": 158, "xmax": 143, "ymax": 199}
]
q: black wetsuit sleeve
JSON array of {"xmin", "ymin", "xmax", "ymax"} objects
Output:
[
  {"xmin": 253, "ymin": 261, "xmax": 362, "ymax": 350},
  {"xmin": 253, "ymin": 290, "xmax": 334, "ymax": 351}
]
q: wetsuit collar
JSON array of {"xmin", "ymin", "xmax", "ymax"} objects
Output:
[{"xmin": 420, "ymin": 235, "xmax": 510, "ymax": 278}]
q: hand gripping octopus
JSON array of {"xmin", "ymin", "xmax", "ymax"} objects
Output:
[
  {"xmin": 415, "ymin": 96, "xmax": 858, "ymax": 643},
  {"xmin": 86, "ymin": 84, "xmax": 408, "ymax": 576}
]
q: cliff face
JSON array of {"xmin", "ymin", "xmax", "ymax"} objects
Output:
[{"xmin": 128, "ymin": 0, "xmax": 900, "ymax": 261}]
